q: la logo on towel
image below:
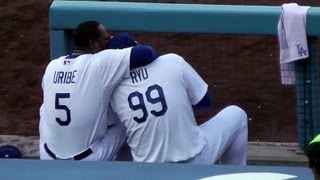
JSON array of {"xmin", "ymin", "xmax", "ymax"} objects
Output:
[{"xmin": 297, "ymin": 44, "xmax": 308, "ymax": 57}]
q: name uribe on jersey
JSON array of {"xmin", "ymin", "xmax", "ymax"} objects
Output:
[{"xmin": 53, "ymin": 70, "xmax": 77, "ymax": 84}]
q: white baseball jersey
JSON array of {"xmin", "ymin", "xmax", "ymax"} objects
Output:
[
  {"xmin": 39, "ymin": 48, "xmax": 131, "ymax": 158},
  {"xmin": 110, "ymin": 53, "xmax": 208, "ymax": 162}
]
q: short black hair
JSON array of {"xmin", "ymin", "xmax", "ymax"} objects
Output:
[
  {"xmin": 73, "ymin": 20, "xmax": 101, "ymax": 48},
  {"xmin": 308, "ymin": 141, "xmax": 320, "ymax": 173}
]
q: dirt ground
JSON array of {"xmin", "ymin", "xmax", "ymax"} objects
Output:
[{"xmin": 1, "ymin": 0, "xmax": 320, "ymax": 142}]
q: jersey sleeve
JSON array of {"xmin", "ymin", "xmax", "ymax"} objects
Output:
[
  {"xmin": 97, "ymin": 47, "xmax": 131, "ymax": 87},
  {"xmin": 180, "ymin": 58, "xmax": 208, "ymax": 105}
]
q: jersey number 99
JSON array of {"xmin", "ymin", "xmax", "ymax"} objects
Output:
[{"xmin": 128, "ymin": 84, "xmax": 167, "ymax": 123}]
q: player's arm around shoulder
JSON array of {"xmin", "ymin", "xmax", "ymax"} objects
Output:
[
  {"xmin": 105, "ymin": 32, "xmax": 159, "ymax": 69},
  {"xmin": 97, "ymin": 45, "xmax": 159, "ymax": 69},
  {"xmin": 94, "ymin": 48, "xmax": 132, "ymax": 87},
  {"xmin": 129, "ymin": 45, "xmax": 159, "ymax": 69},
  {"xmin": 97, "ymin": 47, "xmax": 132, "ymax": 66}
]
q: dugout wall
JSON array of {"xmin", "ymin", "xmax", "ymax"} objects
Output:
[{"xmin": 49, "ymin": 0, "xmax": 320, "ymax": 150}]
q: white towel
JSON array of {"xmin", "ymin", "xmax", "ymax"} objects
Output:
[{"xmin": 277, "ymin": 3, "xmax": 310, "ymax": 85}]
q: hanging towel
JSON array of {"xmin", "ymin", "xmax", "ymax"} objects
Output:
[{"xmin": 277, "ymin": 3, "xmax": 310, "ymax": 85}]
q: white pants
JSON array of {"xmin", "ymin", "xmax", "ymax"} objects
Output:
[
  {"xmin": 39, "ymin": 122, "xmax": 127, "ymax": 161},
  {"xmin": 184, "ymin": 105, "xmax": 248, "ymax": 165}
]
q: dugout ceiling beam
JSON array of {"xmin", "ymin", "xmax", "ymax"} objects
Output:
[{"xmin": 49, "ymin": 1, "xmax": 320, "ymax": 35}]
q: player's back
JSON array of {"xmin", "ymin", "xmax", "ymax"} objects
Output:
[
  {"xmin": 40, "ymin": 48, "xmax": 130, "ymax": 158},
  {"xmin": 111, "ymin": 53, "xmax": 207, "ymax": 162}
]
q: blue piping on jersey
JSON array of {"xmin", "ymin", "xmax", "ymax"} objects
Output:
[
  {"xmin": 193, "ymin": 92, "xmax": 212, "ymax": 109},
  {"xmin": 65, "ymin": 53, "xmax": 83, "ymax": 59}
]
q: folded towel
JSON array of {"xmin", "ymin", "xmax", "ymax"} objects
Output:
[{"xmin": 277, "ymin": 3, "xmax": 310, "ymax": 85}]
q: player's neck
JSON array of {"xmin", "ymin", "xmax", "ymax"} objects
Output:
[{"xmin": 73, "ymin": 47, "xmax": 94, "ymax": 55}]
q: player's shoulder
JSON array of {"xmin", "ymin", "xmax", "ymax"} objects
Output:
[
  {"xmin": 158, "ymin": 53, "xmax": 185, "ymax": 62},
  {"xmin": 47, "ymin": 55, "xmax": 67, "ymax": 67},
  {"xmin": 157, "ymin": 53, "xmax": 186, "ymax": 66},
  {"xmin": 160, "ymin": 53, "xmax": 184, "ymax": 60},
  {"xmin": 52, "ymin": 55, "xmax": 69, "ymax": 62}
]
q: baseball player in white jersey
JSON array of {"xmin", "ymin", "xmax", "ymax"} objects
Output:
[
  {"xmin": 108, "ymin": 33, "xmax": 248, "ymax": 164},
  {"xmin": 39, "ymin": 21, "xmax": 158, "ymax": 161}
]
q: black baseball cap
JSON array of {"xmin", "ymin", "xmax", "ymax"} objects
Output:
[{"xmin": 0, "ymin": 145, "xmax": 22, "ymax": 159}]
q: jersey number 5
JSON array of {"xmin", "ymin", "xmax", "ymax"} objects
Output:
[
  {"xmin": 55, "ymin": 93, "xmax": 71, "ymax": 126},
  {"xmin": 128, "ymin": 84, "xmax": 167, "ymax": 123}
]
